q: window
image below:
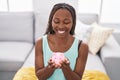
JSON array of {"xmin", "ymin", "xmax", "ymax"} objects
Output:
[
  {"xmin": 0, "ymin": 0, "xmax": 8, "ymax": 11},
  {"xmin": 0, "ymin": 0, "xmax": 33, "ymax": 12}
]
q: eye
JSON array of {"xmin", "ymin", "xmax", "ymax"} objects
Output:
[
  {"xmin": 53, "ymin": 19, "xmax": 59, "ymax": 24},
  {"xmin": 64, "ymin": 19, "xmax": 71, "ymax": 24}
]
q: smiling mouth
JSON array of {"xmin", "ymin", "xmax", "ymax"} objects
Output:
[{"xmin": 58, "ymin": 30, "xmax": 65, "ymax": 34}]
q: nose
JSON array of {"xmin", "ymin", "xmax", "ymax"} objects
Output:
[{"xmin": 58, "ymin": 23, "xmax": 65, "ymax": 29}]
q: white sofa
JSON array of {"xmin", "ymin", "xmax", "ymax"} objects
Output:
[
  {"xmin": 0, "ymin": 12, "xmax": 120, "ymax": 80},
  {"xmin": 0, "ymin": 12, "xmax": 34, "ymax": 80}
]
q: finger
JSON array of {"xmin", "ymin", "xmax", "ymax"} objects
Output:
[
  {"xmin": 48, "ymin": 60, "xmax": 55, "ymax": 67},
  {"xmin": 48, "ymin": 60, "xmax": 52, "ymax": 64},
  {"xmin": 48, "ymin": 63, "xmax": 56, "ymax": 69},
  {"xmin": 66, "ymin": 60, "xmax": 70, "ymax": 64},
  {"xmin": 61, "ymin": 62, "xmax": 68, "ymax": 68},
  {"xmin": 63, "ymin": 58, "xmax": 70, "ymax": 65}
]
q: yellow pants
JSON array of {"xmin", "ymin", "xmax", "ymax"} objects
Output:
[{"xmin": 13, "ymin": 67, "xmax": 110, "ymax": 80}]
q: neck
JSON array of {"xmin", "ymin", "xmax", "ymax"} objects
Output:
[{"xmin": 54, "ymin": 34, "xmax": 71, "ymax": 44}]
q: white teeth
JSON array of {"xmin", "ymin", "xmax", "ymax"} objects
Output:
[{"xmin": 58, "ymin": 31, "xmax": 65, "ymax": 34}]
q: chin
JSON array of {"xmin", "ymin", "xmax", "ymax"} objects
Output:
[{"xmin": 57, "ymin": 33, "xmax": 69, "ymax": 38}]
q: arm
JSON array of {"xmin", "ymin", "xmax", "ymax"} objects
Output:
[
  {"xmin": 61, "ymin": 43, "xmax": 89, "ymax": 80},
  {"xmin": 35, "ymin": 38, "xmax": 55, "ymax": 80}
]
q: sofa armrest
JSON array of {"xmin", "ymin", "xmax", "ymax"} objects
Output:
[{"xmin": 100, "ymin": 35, "xmax": 120, "ymax": 80}]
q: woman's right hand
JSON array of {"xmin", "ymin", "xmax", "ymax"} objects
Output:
[
  {"xmin": 48, "ymin": 58, "xmax": 62, "ymax": 69},
  {"xmin": 48, "ymin": 58, "xmax": 55, "ymax": 68}
]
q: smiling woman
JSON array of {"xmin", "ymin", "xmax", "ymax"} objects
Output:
[{"xmin": 35, "ymin": 3, "xmax": 89, "ymax": 80}]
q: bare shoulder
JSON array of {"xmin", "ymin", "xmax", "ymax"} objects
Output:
[
  {"xmin": 36, "ymin": 37, "xmax": 43, "ymax": 45},
  {"xmin": 81, "ymin": 42, "xmax": 89, "ymax": 50},
  {"xmin": 35, "ymin": 38, "xmax": 42, "ymax": 47},
  {"xmin": 35, "ymin": 37, "xmax": 43, "ymax": 53},
  {"xmin": 78, "ymin": 42, "xmax": 89, "ymax": 56}
]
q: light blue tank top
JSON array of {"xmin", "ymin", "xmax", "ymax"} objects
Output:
[{"xmin": 42, "ymin": 35, "xmax": 80, "ymax": 80}]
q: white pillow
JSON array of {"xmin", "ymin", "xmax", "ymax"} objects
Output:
[
  {"xmin": 88, "ymin": 22, "xmax": 114, "ymax": 55},
  {"xmin": 75, "ymin": 20, "xmax": 93, "ymax": 43}
]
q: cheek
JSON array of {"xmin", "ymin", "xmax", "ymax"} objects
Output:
[
  {"xmin": 52, "ymin": 22, "xmax": 57, "ymax": 28},
  {"xmin": 67, "ymin": 24, "xmax": 73, "ymax": 30}
]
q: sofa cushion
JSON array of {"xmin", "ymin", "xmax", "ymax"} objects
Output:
[
  {"xmin": 75, "ymin": 19, "xmax": 93, "ymax": 43},
  {"xmin": 85, "ymin": 53, "xmax": 107, "ymax": 74},
  {"xmin": 22, "ymin": 47, "xmax": 35, "ymax": 67},
  {"xmin": 100, "ymin": 35, "xmax": 120, "ymax": 60},
  {"xmin": 0, "ymin": 42, "xmax": 33, "ymax": 71},
  {"xmin": 0, "ymin": 12, "xmax": 34, "ymax": 43},
  {"xmin": 100, "ymin": 35, "xmax": 120, "ymax": 80},
  {"xmin": 88, "ymin": 22, "xmax": 114, "ymax": 55},
  {"xmin": 113, "ymin": 32, "xmax": 120, "ymax": 45}
]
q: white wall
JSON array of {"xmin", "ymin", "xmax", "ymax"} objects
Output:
[
  {"xmin": 78, "ymin": 0, "xmax": 101, "ymax": 14},
  {"xmin": 100, "ymin": 0, "xmax": 120, "ymax": 23}
]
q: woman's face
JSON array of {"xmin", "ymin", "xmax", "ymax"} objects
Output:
[{"xmin": 52, "ymin": 9, "xmax": 73, "ymax": 37}]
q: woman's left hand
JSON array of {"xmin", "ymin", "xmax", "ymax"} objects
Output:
[{"xmin": 60, "ymin": 58, "xmax": 70, "ymax": 68}]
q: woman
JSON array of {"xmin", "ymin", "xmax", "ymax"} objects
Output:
[{"xmin": 35, "ymin": 3, "xmax": 88, "ymax": 80}]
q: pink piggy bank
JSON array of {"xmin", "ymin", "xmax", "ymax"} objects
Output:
[{"xmin": 51, "ymin": 52, "xmax": 65, "ymax": 65}]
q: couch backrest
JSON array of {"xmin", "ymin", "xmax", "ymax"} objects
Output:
[
  {"xmin": 78, "ymin": 13, "xmax": 98, "ymax": 25},
  {"xmin": 34, "ymin": 13, "xmax": 49, "ymax": 41},
  {"xmin": 0, "ymin": 12, "xmax": 34, "ymax": 43}
]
